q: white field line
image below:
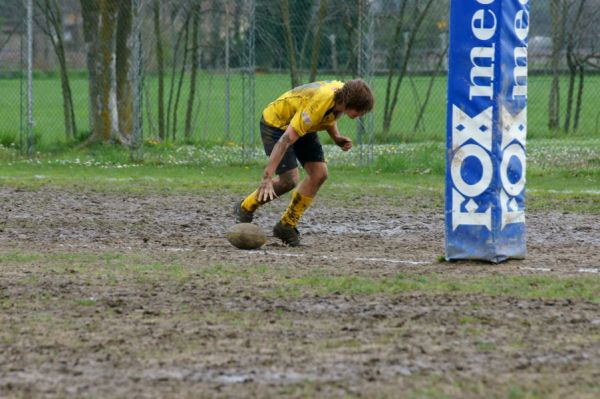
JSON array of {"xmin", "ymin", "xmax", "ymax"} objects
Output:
[
  {"xmin": 261, "ymin": 250, "xmax": 430, "ymax": 265},
  {"xmin": 55, "ymin": 243, "xmax": 423, "ymax": 265},
  {"xmin": 520, "ymin": 266, "xmax": 599, "ymax": 275},
  {"xmin": 520, "ymin": 267, "xmax": 552, "ymax": 272},
  {"xmin": 578, "ymin": 268, "xmax": 599, "ymax": 274},
  {"xmin": 528, "ymin": 188, "xmax": 600, "ymax": 195},
  {"xmin": 53, "ymin": 243, "xmax": 600, "ymax": 273}
]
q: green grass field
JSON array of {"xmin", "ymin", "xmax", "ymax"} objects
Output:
[
  {"xmin": 1, "ymin": 72, "xmax": 599, "ymax": 148},
  {"xmin": 1, "ymin": 136, "xmax": 598, "ymax": 212}
]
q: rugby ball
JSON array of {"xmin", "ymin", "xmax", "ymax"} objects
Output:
[{"xmin": 226, "ymin": 223, "xmax": 267, "ymax": 250}]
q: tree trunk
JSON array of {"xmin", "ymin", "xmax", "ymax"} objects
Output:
[
  {"xmin": 35, "ymin": 0, "xmax": 77, "ymax": 140},
  {"xmin": 280, "ymin": 0, "xmax": 299, "ymax": 87},
  {"xmin": 565, "ymin": 0, "xmax": 587, "ymax": 132},
  {"xmin": 563, "ymin": 0, "xmax": 587, "ymax": 134},
  {"xmin": 564, "ymin": 38, "xmax": 576, "ymax": 134},
  {"xmin": 382, "ymin": 1, "xmax": 408, "ymax": 137},
  {"xmin": 97, "ymin": 0, "xmax": 119, "ymax": 142},
  {"xmin": 116, "ymin": 0, "xmax": 133, "ymax": 138},
  {"xmin": 172, "ymin": 18, "xmax": 191, "ymax": 141},
  {"xmin": 184, "ymin": 9, "xmax": 200, "ymax": 141},
  {"xmin": 309, "ymin": 0, "xmax": 328, "ymax": 82},
  {"xmin": 341, "ymin": 8, "xmax": 357, "ymax": 77},
  {"xmin": 80, "ymin": 0, "xmax": 100, "ymax": 138},
  {"xmin": 167, "ymin": 11, "xmax": 192, "ymax": 141},
  {"xmin": 414, "ymin": 44, "xmax": 448, "ymax": 133},
  {"xmin": 153, "ymin": 0, "xmax": 166, "ymax": 140},
  {"xmin": 574, "ymin": 65, "xmax": 584, "ymax": 132},
  {"xmin": 56, "ymin": 42, "xmax": 77, "ymax": 141},
  {"xmin": 548, "ymin": 0, "xmax": 565, "ymax": 131}
]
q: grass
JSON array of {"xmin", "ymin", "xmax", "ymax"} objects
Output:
[
  {"xmin": 2, "ymin": 243, "xmax": 599, "ymax": 397},
  {"xmin": 0, "ymin": 118, "xmax": 598, "ymax": 398},
  {"xmin": 1, "ymin": 250, "xmax": 598, "ymax": 304},
  {"xmin": 1, "ymin": 136, "xmax": 598, "ymax": 212},
  {"xmin": 281, "ymin": 271, "xmax": 599, "ymax": 302},
  {"xmin": 1, "ymin": 73, "xmax": 600, "ymax": 148}
]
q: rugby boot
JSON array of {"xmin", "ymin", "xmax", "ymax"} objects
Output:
[
  {"xmin": 234, "ymin": 201, "xmax": 254, "ymax": 223},
  {"xmin": 273, "ymin": 221, "xmax": 300, "ymax": 247}
]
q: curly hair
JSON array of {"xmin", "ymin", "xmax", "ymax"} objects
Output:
[{"xmin": 334, "ymin": 79, "xmax": 374, "ymax": 112}]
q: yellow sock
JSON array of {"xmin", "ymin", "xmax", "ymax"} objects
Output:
[
  {"xmin": 241, "ymin": 189, "xmax": 262, "ymax": 213},
  {"xmin": 280, "ymin": 191, "xmax": 313, "ymax": 228}
]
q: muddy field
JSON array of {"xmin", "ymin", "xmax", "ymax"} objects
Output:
[{"xmin": 1, "ymin": 187, "xmax": 599, "ymax": 398}]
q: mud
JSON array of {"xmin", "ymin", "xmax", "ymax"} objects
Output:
[{"xmin": 0, "ymin": 187, "xmax": 599, "ymax": 398}]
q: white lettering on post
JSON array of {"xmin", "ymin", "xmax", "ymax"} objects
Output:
[
  {"xmin": 472, "ymin": 9, "xmax": 497, "ymax": 40},
  {"xmin": 500, "ymin": 106, "xmax": 527, "ymax": 229},
  {"xmin": 451, "ymin": 105, "xmax": 494, "ymax": 231},
  {"xmin": 512, "ymin": 47, "xmax": 528, "ymax": 98},
  {"xmin": 469, "ymin": 45, "xmax": 496, "ymax": 100}
]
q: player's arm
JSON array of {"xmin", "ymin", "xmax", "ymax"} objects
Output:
[
  {"xmin": 326, "ymin": 123, "xmax": 352, "ymax": 152},
  {"xmin": 257, "ymin": 125, "xmax": 300, "ymax": 202}
]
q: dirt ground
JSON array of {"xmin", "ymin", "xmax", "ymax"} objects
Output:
[{"xmin": 0, "ymin": 187, "xmax": 599, "ymax": 398}]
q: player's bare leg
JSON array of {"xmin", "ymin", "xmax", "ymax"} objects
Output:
[
  {"xmin": 235, "ymin": 168, "xmax": 300, "ymax": 223},
  {"xmin": 272, "ymin": 168, "xmax": 300, "ymax": 196},
  {"xmin": 275, "ymin": 162, "xmax": 328, "ymax": 246},
  {"xmin": 296, "ymin": 161, "xmax": 328, "ymax": 197}
]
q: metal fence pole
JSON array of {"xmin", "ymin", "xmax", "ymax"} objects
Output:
[
  {"xmin": 19, "ymin": 32, "xmax": 24, "ymax": 152},
  {"xmin": 26, "ymin": 0, "xmax": 34, "ymax": 157},
  {"xmin": 224, "ymin": 1, "xmax": 231, "ymax": 142},
  {"xmin": 241, "ymin": 0, "xmax": 256, "ymax": 162},
  {"xmin": 356, "ymin": 0, "xmax": 375, "ymax": 165}
]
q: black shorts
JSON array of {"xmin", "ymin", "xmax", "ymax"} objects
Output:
[{"xmin": 260, "ymin": 119, "xmax": 325, "ymax": 175}]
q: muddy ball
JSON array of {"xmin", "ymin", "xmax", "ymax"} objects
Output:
[{"xmin": 226, "ymin": 223, "xmax": 267, "ymax": 250}]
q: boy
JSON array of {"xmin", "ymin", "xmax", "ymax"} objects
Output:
[{"xmin": 234, "ymin": 79, "xmax": 374, "ymax": 246}]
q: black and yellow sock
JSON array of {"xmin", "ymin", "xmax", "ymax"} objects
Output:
[
  {"xmin": 240, "ymin": 189, "xmax": 262, "ymax": 213},
  {"xmin": 280, "ymin": 191, "xmax": 313, "ymax": 228}
]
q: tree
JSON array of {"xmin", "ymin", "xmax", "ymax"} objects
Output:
[
  {"xmin": 413, "ymin": 42, "xmax": 448, "ymax": 135},
  {"xmin": 309, "ymin": 0, "xmax": 328, "ymax": 82},
  {"xmin": 564, "ymin": 0, "xmax": 584, "ymax": 133},
  {"xmin": 184, "ymin": 6, "xmax": 200, "ymax": 141},
  {"xmin": 548, "ymin": 0, "xmax": 567, "ymax": 131},
  {"xmin": 80, "ymin": 0, "xmax": 101, "ymax": 139},
  {"xmin": 116, "ymin": 0, "xmax": 133, "ymax": 138},
  {"xmin": 563, "ymin": 0, "xmax": 600, "ymax": 133},
  {"xmin": 153, "ymin": 0, "xmax": 165, "ymax": 140},
  {"xmin": 339, "ymin": 4, "xmax": 359, "ymax": 76},
  {"xmin": 280, "ymin": 0, "xmax": 300, "ymax": 87},
  {"xmin": 34, "ymin": 0, "xmax": 77, "ymax": 141},
  {"xmin": 80, "ymin": 0, "xmax": 133, "ymax": 144},
  {"xmin": 382, "ymin": 0, "xmax": 435, "ymax": 137},
  {"xmin": 97, "ymin": 0, "xmax": 119, "ymax": 142},
  {"xmin": 166, "ymin": 3, "xmax": 193, "ymax": 141},
  {"xmin": 0, "ymin": 1, "xmax": 24, "ymax": 55}
]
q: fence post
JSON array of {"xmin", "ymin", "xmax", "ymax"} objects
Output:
[
  {"xmin": 26, "ymin": 0, "xmax": 34, "ymax": 157},
  {"xmin": 356, "ymin": 0, "xmax": 375, "ymax": 165},
  {"xmin": 224, "ymin": 0, "xmax": 231, "ymax": 142},
  {"xmin": 241, "ymin": 0, "xmax": 256, "ymax": 162}
]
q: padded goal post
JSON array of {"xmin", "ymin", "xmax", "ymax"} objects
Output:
[{"xmin": 445, "ymin": 0, "xmax": 529, "ymax": 262}]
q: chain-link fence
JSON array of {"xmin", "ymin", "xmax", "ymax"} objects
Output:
[{"xmin": 1, "ymin": 0, "xmax": 599, "ymax": 160}]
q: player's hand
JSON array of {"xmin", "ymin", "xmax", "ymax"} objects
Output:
[
  {"xmin": 257, "ymin": 177, "xmax": 277, "ymax": 202},
  {"xmin": 334, "ymin": 136, "xmax": 353, "ymax": 151}
]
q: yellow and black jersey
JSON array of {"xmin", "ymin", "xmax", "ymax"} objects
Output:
[{"xmin": 262, "ymin": 80, "xmax": 343, "ymax": 136}]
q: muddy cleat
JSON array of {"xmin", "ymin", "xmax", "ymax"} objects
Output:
[
  {"xmin": 234, "ymin": 201, "xmax": 254, "ymax": 223},
  {"xmin": 273, "ymin": 221, "xmax": 300, "ymax": 247}
]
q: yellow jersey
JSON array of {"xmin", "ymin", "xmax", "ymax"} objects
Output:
[{"xmin": 262, "ymin": 80, "xmax": 343, "ymax": 137}]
